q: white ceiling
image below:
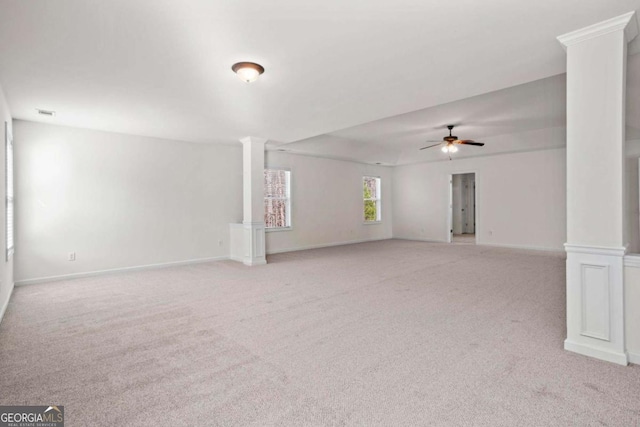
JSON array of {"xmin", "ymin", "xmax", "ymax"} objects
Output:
[
  {"xmin": 0, "ymin": 1, "xmax": 639, "ymax": 162},
  {"xmin": 284, "ymin": 73, "xmax": 568, "ymax": 165}
]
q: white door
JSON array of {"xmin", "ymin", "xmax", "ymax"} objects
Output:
[
  {"xmin": 447, "ymin": 175, "xmax": 453, "ymax": 242},
  {"xmin": 462, "ymin": 175, "xmax": 476, "ymax": 234}
]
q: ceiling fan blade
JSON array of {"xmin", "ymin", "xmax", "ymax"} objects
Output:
[
  {"xmin": 419, "ymin": 142, "xmax": 443, "ymax": 150},
  {"xmin": 458, "ymin": 140, "xmax": 485, "ymax": 146}
]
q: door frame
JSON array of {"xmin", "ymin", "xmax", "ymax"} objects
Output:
[{"xmin": 447, "ymin": 171, "xmax": 479, "ymax": 243}]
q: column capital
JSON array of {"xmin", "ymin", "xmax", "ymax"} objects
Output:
[
  {"xmin": 557, "ymin": 11, "xmax": 638, "ymax": 50},
  {"xmin": 240, "ymin": 136, "xmax": 268, "ymax": 146}
]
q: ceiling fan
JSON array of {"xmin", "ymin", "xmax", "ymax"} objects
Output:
[{"xmin": 419, "ymin": 125, "xmax": 485, "ymax": 158}]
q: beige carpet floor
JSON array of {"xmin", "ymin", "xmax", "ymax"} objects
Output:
[{"xmin": 1, "ymin": 239, "xmax": 639, "ymax": 426}]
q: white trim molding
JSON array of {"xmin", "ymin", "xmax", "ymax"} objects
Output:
[
  {"xmin": 564, "ymin": 340, "xmax": 629, "ymax": 366},
  {"xmin": 392, "ymin": 236, "xmax": 448, "ymax": 244},
  {"xmin": 579, "ymin": 263, "xmax": 610, "ymax": 341},
  {"xmin": 265, "ymin": 226, "xmax": 293, "ymax": 233},
  {"xmin": 624, "ymin": 254, "xmax": 640, "ymax": 268},
  {"xmin": 230, "ymin": 221, "xmax": 267, "ymax": 265},
  {"xmin": 565, "ymin": 243, "xmax": 627, "ymax": 257},
  {"xmin": 386, "ymin": 238, "xmax": 564, "ymax": 253},
  {"xmin": 481, "ymin": 242, "xmax": 564, "ymax": 253},
  {"xmin": 266, "ymin": 237, "xmax": 390, "ymax": 255},
  {"xmin": 565, "ymin": 244, "xmax": 628, "ymax": 365},
  {"xmin": 241, "ymin": 221, "xmax": 267, "ymax": 266},
  {"xmin": 624, "ymin": 255, "xmax": 640, "ymax": 365},
  {"xmin": 557, "ymin": 11, "xmax": 639, "ymax": 50},
  {"xmin": 15, "ymin": 256, "xmax": 228, "ymax": 286},
  {"xmin": 0, "ymin": 282, "xmax": 14, "ymax": 326}
]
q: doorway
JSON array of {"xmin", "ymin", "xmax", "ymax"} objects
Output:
[{"xmin": 449, "ymin": 173, "xmax": 476, "ymax": 244}]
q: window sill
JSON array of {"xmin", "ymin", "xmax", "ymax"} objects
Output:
[
  {"xmin": 363, "ymin": 221, "xmax": 382, "ymax": 225},
  {"xmin": 266, "ymin": 227, "xmax": 293, "ymax": 233}
]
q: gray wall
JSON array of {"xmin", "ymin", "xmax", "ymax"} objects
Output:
[
  {"xmin": 0, "ymin": 82, "xmax": 14, "ymax": 323},
  {"xmin": 14, "ymin": 120, "xmax": 395, "ymax": 283},
  {"xmin": 14, "ymin": 120, "xmax": 243, "ymax": 283},
  {"xmin": 265, "ymin": 151, "xmax": 393, "ymax": 253},
  {"xmin": 393, "ymin": 145, "xmax": 567, "ymax": 251}
]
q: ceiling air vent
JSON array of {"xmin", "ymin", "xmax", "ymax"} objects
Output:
[{"xmin": 36, "ymin": 109, "xmax": 56, "ymax": 117}]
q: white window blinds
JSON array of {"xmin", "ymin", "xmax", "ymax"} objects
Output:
[
  {"xmin": 264, "ymin": 169, "xmax": 291, "ymax": 228},
  {"xmin": 6, "ymin": 121, "xmax": 13, "ymax": 259},
  {"xmin": 363, "ymin": 176, "xmax": 381, "ymax": 222}
]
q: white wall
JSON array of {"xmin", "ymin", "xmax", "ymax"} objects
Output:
[
  {"xmin": 14, "ymin": 120, "xmax": 243, "ymax": 283},
  {"xmin": 393, "ymin": 147, "xmax": 566, "ymax": 251},
  {"xmin": 452, "ymin": 174, "xmax": 463, "ymax": 235},
  {"xmin": 624, "ymin": 149, "xmax": 640, "ymax": 253},
  {"xmin": 0, "ymin": 82, "xmax": 13, "ymax": 323},
  {"xmin": 264, "ymin": 151, "xmax": 393, "ymax": 253},
  {"xmin": 623, "ymin": 52, "xmax": 640, "ymax": 253},
  {"xmin": 624, "ymin": 260, "xmax": 640, "ymax": 363}
]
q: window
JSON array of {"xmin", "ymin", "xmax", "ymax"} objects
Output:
[
  {"xmin": 5, "ymin": 121, "xmax": 13, "ymax": 259},
  {"xmin": 363, "ymin": 176, "xmax": 381, "ymax": 222},
  {"xmin": 264, "ymin": 169, "xmax": 291, "ymax": 229}
]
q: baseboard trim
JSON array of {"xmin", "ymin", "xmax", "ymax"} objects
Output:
[
  {"xmin": 0, "ymin": 282, "xmax": 14, "ymax": 326},
  {"xmin": 15, "ymin": 256, "xmax": 229, "ymax": 286},
  {"xmin": 266, "ymin": 237, "xmax": 392, "ymax": 255},
  {"xmin": 392, "ymin": 237, "xmax": 563, "ymax": 252},
  {"xmin": 564, "ymin": 339, "xmax": 628, "ymax": 366},
  {"xmin": 392, "ymin": 236, "xmax": 448, "ymax": 244},
  {"xmin": 628, "ymin": 351, "xmax": 640, "ymax": 365},
  {"xmin": 479, "ymin": 242, "xmax": 564, "ymax": 253}
]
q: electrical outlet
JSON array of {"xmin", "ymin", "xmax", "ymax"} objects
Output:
[
  {"xmin": 68, "ymin": 252, "xmax": 76, "ymax": 261},
  {"xmin": 218, "ymin": 240, "xmax": 223, "ymax": 246}
]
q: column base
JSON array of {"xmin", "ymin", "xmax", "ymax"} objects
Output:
[
  {"xmin": 565, "ymin": 244, "xmax": 627, "ymax": 365},
  {"xmin": 242, "ymin": 221, "xmax": 266, "ymax": 267},
  {"xmin": 564, "ymin": 339, "xmax": 628, "ymax": 365}
]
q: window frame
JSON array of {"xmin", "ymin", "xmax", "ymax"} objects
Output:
[
  {"xmin": 5, "ymin": 121, "xmax": 13, "ymax": 260},
  {"xmin": 363, "ymin": 176, "xmax": 382, "ymax": 223},
  {"xmin": 264, "ymin": 168, "xmax": 292, "ymax": 231}
]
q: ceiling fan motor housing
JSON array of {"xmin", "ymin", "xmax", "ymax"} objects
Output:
[
  {"xmin": 445, "ymin": 125, "xmax": 457, "ymax": 142},
  {"xmin": 418, "ymin": 124, "xmax": 484, "ymax": 151}
]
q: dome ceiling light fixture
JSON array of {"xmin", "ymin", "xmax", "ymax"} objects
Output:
[{"xmin": 231, "ymin": 62, "xmax": 265, "ymax": 83}]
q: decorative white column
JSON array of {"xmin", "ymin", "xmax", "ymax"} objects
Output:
[
  {"xmin": 558, "ymin": 12, "xmax": 638, "ymax": 365},
  {"xmin": 240, "ymin": 136, "xmax": 267, "ymax": 266}
]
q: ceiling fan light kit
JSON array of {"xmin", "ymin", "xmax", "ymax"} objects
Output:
[{"xmin": 419, "ymin": 124, "xmax": 485, "ymax": 158}]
